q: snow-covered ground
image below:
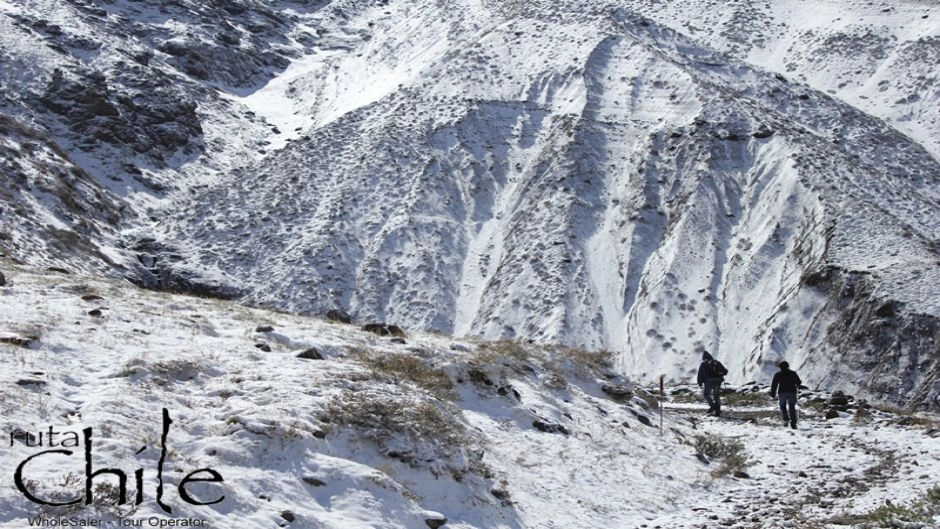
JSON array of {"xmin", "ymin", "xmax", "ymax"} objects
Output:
[{"xmin": 2, "ymin": 264, "xmax": 938, "ymax": 528}]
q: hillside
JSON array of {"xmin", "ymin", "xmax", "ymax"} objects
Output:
[
  {"xmin": 1, "ymin": 264, "xmax": 939, "ymax": 528},
  {"xmin": 0, "ymin": 0, "xmax": 938, "ymax": 405}
]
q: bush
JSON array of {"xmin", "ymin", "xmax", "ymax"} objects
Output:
[
  {"xmin": 353, "ymin": 350, "xmax": 456, "ymax": 401},
  {"xmin": 692, "ymin": 434, "xmax": 752, "ymax": 477},
  {"xmin": 321, "ymin": 390, "xmax": 470, "ymax": 476}
]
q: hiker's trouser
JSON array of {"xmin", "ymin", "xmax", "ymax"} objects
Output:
[
  {"xmin": 703, "ymin": 378, "xmax": 722, "ymax": 412},
  {"xmin": 778, "ymin": 391, "xmax": 797, "ymax": 426}
]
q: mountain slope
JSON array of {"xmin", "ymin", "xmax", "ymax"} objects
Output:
[
  {"xmin": 155, "ymin": 4, "xmax": 939, "ymax": 403},
  {"xmin": 2, "ymin": 264, "xmax": 939, "ymax": 529},
  {"xmin": 1, "ymin": 0, "xmax": 938, "ymax": 405}
]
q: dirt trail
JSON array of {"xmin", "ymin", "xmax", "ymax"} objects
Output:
[{"xmin": 643, "ymin": 386, "xmax": 940, "ymax": 529}]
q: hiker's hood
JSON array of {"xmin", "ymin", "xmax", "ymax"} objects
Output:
[{"xmin": 702, "ymin": 351, "xmax": 713, "ymax": 361}]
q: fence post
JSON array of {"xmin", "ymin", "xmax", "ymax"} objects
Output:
[{"xmin": 659, "ymin": 374, "xmax": 665, "ymax": 436}]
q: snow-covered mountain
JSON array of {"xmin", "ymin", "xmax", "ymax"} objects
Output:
[
  {"xmin": 1, "ymin": 0, "xmax": 938, "ymax": 406},
  {"xmin": 2, "ymin": 265, "xmax": 939, "ymax": 528}
]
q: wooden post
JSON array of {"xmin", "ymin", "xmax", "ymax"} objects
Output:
[{"xmin": 659, "ymin": 374, "xmax": 665, "ymax": 436}]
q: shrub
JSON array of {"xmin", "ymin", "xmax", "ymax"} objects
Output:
[
  {"xmin": 691, "ymin": 434, "xmax": 752, "ymax": 477},
  {"xmin": 323, "ymin": 391, "xmax": 461, "ymax": 444},
  {"xmin": 352, "ymin": 350, "xmax": 456, "ymax": 401}
]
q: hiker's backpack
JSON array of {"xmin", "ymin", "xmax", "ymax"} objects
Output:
[{"xmin": 706, "ymin": 359, "xmax": 728, "ymax": 378}]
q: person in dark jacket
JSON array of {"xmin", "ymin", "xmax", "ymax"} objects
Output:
[
  {"xmin": 697, "ymin": 351, "xmax": 727, "ymax": 416},
  {"xmin": 770, "ymin": 361, "xmax": 802, "ymax": 429}
]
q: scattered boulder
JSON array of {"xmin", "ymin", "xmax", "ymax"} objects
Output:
[
  {"xmin": 532, "ymin": 419, "xmax": 570, "ymax": 435},
  {"xmin": 326, "ymin": 309, "xmax": 352, "ymax": 324},
  {"xmin": 825, "ymin": 408, "xmax": 841, "ymax": 420},
  {"xmin": 47, "ymin": 266, "xmax": 70, "ymax": 275},
  {"xmin": 634, "ymin": 388, "xmax": 661, "ymax": 410},
  {"xmin": 602, "ymin": 383, "xmax": 633, "ymax": 402},
  {"xmin": 0, "ymin": 333, "xmax": 37, "ymax": 348},
  {"xmin": 362, "ymin": 323, "xmax": 407, "ymax": 338},
  {"xmin": 733, "ymin": 470, "xmax": 750, "ymax": 479},
  {"xmin": 296, "ymin": 348, "xmax": 323, "ymax": 360},
  {"xmin": 467, "ymin": 368, "xmax": 493, "ymax": 386},
  {"xmin": 301, "ymin": 476, "xmax": 325, "ymax": 487},
  {"xmin": 81, "ymin": 294, "xmax": 104, "ymax": 301},
  {"xmin": 88, "ymin": 308, "xmax": 104, "ymax": 317},
  {"xmin": 255, "ymin": 343, "xmax": 271, "ymax": 352},
  {"xmin": 389, "ymin": 337, "xmax": 406, "ymax": 344},
  {"xmin": 255, "ymin": 324, "xmax": 274, "ymax": 333},
  {"xmin": 16, "ymin": 378, "xmax": 46, "ymax": 387},
  {"xmin": 631, "ymin": 410, "xmax": 654, "ymax": 427},
  {"xmin": 752, "ymin": 127, "xmax": 774, "ymax": 139},
  {"xmin": 280, "ymin": 511, "xmax": 295, "ymax": 523},
  {"xmin": 422, "ymin": 511, "xmax": 447, "ymax": 529},
  {"xmin": 496, "ymin": 385, "xmax": 521, "ymax": 401},
  {"xmin": 829, "ymin": 391, "xmax": 850, "ymax": 407},
  {"xmin": 0, "ymin": 270, "xmax": 6, "ymax": 286}
]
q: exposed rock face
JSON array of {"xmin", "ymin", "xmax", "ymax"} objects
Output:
[
  {"xmin": 38, "ymin": 68, "xmax": 203, "ymax": 171},
  {"xmin": 0, "ymin": 114, "xmax": 124, "ymax": 273},
  {"xmin": 802, "ymin": 269, "xmax": 940, "ymax": 408}
]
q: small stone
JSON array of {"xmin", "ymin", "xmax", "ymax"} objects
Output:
[
  {"xmin": 255, "ymin": 343, "xmax": 271, "ymax": 352},
  {"xmin": 752, "ymin": 127, "xmax": 774, "ymax": 139},
  {"xmin": 733, "ymin": 470, "xmax": 750, "ymax": 479},
  {"xmin": 255, "ymin": 325, "xmax": 274, "ymax": 333},
  {"xmin": 302, "ymin": 476, "xmax": 326, "ymax": 487},
  {"xmin": 825, "ymin": 408, "xmax": 840, "ymax": 420},
  {"xmin": 632, "ymin": 410, "xmax": 654, "ymax": 427},
  {"xmin": 422, "ymin": 510, "xmax": 447, "ymax": 529},
  {"xmin": 532, "ymin": 419, "xmax": 570, "ymax": 435},
  {"xmin": 325, "ymin": 309, "xmax": 352, "ymax": 324},
  {"xmin": 829, "ymin": 394, "xmax": 850, "ymax": 407},
  {"xmin": 602, "ymin": 383, "xmax": 633, "ymax": 402},
  {"xmin": 88, "ymin": 308, "xmax": 104, "ymax": 317},
  {"xmin": 81, "ymin": 294, "xmax": 104, "ymax": 301},
  {"xmin": 280, "ymin": 510, "xmax": 295, "ymax": 523},
  {"xmin": 491, "ymin": 488, "xmax": 510, "ymax": 500},
  {"xmin": 361, "ymin": 323, "xmax": 407, "ymax": 338},
  {"xmin": 16, "ymin": 379, "xmax": 46, "ymax": 387},
  {"xmin": 0, "ymin": 333, "xmax": 37, "ymax": 348},
  {"xmin": 297, "ymin": 348, "xmax": 323, "ymax": 360},
  {"xmin": 0, "ymin": 271, "xmax": 6, "ymax": 286}
]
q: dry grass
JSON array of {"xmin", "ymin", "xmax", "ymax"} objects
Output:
[
  {"xmin": 826, "ymin": 485, "xmax": 940, "ymax": 527},
  {"xmin": 352, "ymin": 350, "xmax": 456, "ymax": 401},
  {"xmin": 471, "ymin": 339, "xmax": 614, "ymax": 382},
  {"xmin": 116, "ymin": 358, "xmax": 205, "ymax": 382},
  {"xmin": 691, "ymin": 434, "xmax": 752, "ymax": 478},
  {"xmin": 721, "ymin": 390, "xmax": 772, "ymax": 407},
  {"xmin": 321, "ymin": 391, "xmax": 467, "ymax": 466}
]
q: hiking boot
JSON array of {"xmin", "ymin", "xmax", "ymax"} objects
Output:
[{"xmin": 790, "ymin": 423, "xmax": 797, "ymax": 430}]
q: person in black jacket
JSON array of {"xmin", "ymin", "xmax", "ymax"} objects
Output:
[
  {"xmin": 697, "ymin": 351, "xmax": 727, "ymax": 416},
  {"xmin": 770, "ymin": 361, "xmax": 802, "ymax": 429}
]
